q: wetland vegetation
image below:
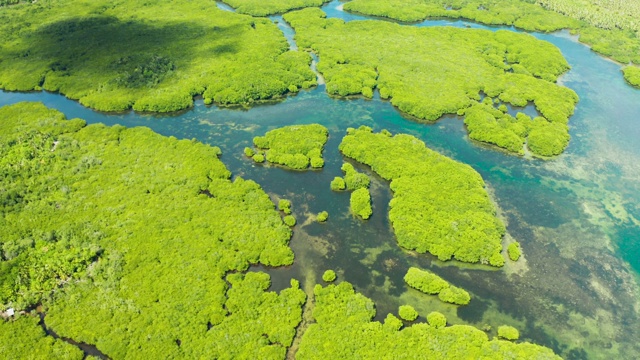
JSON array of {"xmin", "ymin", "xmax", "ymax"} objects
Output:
[
  {"xmin": 285, "ymin": 8, "xmax": 578, "ymax": 156},
  {"xmin": 1, "ymin": 0, "xmax": 640, "ymax": 358}
]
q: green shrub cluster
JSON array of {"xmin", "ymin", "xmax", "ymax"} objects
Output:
[
  {"xmin": 339, "ymin": 127, "xmax": 506, "ymax": 265},
  {"xmin": 404, "ymin": 267, "xmax": 471, "ymax": 305},
  {"xmin": 497, "ymin": 325, "xmax": 520, "ymax": 340},
  {"xmin": 0, "ymin": 0, "xmax": 316, "ymax": 112},
  {"xmin": 341, "ymin": 163, "xmax": 371, "ymax": 190},
  {"xmin": 343, "ymin": 0, "xmax": 640, "ymax": 68},
  {"xmin": 317, "ymin": 211, "xmax": 329, "ymax": 222},
  {"xmin": 0, "ymin": 316, "xmax": 83, "ymax": 359},
  {"xmin": 330, "ymin": 176, "xmax": 346, "ymax": 191},
  {"xmin": 253, "ymin": 124, "xmax": 328, "ymax": 169},
  {"xmin": 344, "ymin": 0, "xmax": 579, "ymax": 32},
  {"xmin": 623, "ymin": 66, "xmax": 640, "ymax": 88},
  {"xmin": 296, "ymin": 281, "xmax": 561, "ymax": 359},
  {"xmin": 0, "ymin": 102, "xmax": 304, "ymax": 358},
  {"xmin": 426, "ymin": 311, "xmax": 447, "ymax": 329},
  {"xmin": 322, "ymin": 270, "xmax": 336, "ymax": 282},
  {"xmin": 463, "ymin": 99, "xmax": 571, "ymax": 157},
  {"xmin": 508, "ymin": 242, "xmax": 522, "ymax": 261},
  {"xmin": 285, "ymin": 8, "xmax": 578, "ymax": 156},
  {"xmin": 398, "ymin": 305, "xmax": 418, "ymax": 321},
  {"xmin": 220, "ymin": 0, "xmax": 330, "ymax": 16},
  {"xmin": 279, "ymin": 199, "xmax": 292, "ymax": 214},
  {"xmin": 244, "ymin": 147, "xmax": 256, "ymax": 157},
  {"xmin": 350, "ymin": 187, "xmax": 373, "ymax": 220},
  {"xmin": 284, "ymin": 215, "xmax": 297, "ymax": 227}
]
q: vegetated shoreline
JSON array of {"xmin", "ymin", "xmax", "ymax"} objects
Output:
[{"xmin": 339, "ymin": 1, "xmax": 640, "ymax": 82}]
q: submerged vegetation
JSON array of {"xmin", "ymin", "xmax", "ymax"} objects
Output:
[
  {"xmin": 0, "ymin": 102, "xmax": 304, "ymax": 358},
  {"xmin": 404, "ymin": 267, "xmax": 471, "ymax": 305},
  {"xmin": 296, "ymin": 281, "xmax": 561, "ymax": 358},
  {"xmin": 220, "ymin": 0, "xmax": 330, "ymax": 16},
  {"xmin": 285, "ymin": 8, "xmax": 578, "ymax": 156},
  {"xmin": 340, "ymin": 127, "xmax": 506, "ymax": 265},
  {"xmin": 253, "ymin": 124, "xmax": 329, "ymax": 169},
  {"xmin": 0, "ymin": 0, "xmax": 316, "ymax": 112}
]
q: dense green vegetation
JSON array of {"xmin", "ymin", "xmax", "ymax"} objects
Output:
[
  {"xmin": 220, "ymin": 0, "xmax": 330, "ymax": 16},
  {"xmin": 330, "ymin": 176, "xmax": 346, "ymax": 191},
  {"xmin": 426, "ymin": 312, "xmax": 447, "ymax": 329},
  {"xmin": 404, "ymin": 267, "xmax": 471, "ymax": 305},
  {"xmin": 341, "ymin": 163, "xmax": 371, "ymax": 190},
  {"xmin": 322, "ymin": 270, "xmax": 336, "ymax": 282},
  {"xmin": 340, "ymin": 127, "xmax": 506, "ymax": 265},
  {"xmin": 623, "ymin": 66, "xmax": 640, "ymax": 88},
  {"xmin": 344, "ymin": 0, "xmax": 579, "ymax": 31},
  {"xmin": 279, "ymin": 199, "xmax": 293, "ymax": 214},
  {"xmin": 284, "ymin": 215, "xmax": 297, "ymax": 226},
  {"xmin": 508, "ymin": 242, "xmax": 522, "ymax": 261},
  {"xmin": 0, "ymin": 102, "xmax": 305, "ymax": 358},
  {"xmin": 350, "ymin": 187, "xmax": 373, "ymax": 220},
  {"xmin": 286, "ymin": 8, "xmax": 578, "ymax": 156},
  {"xmin": 0, "ymin": 0, "xmax": 316, "ymax": 112},
  {"xmin": 343, "ymin": 0, "xmax": 640, "ymax": 70},
  {"xmin": 296, "ymin": 281, "xmax": 561, "ymax": 359},
  {"xmin": 316, "ymin": 211, "xmax": 329, "ymax": 222},
  {"xmin": 0, "ymin": 316, "xmax": 83, "ymax": 359},
  {"xmin": 253, "ymin": 124, "xmax": 328, "ymax": 169},
  {"xmin": 398, "ymin": 305, "xmax": 418, "ymax": 321},
  {"xmin": 498, "ymin": 325, "xmax": 520, "ymax": 340}
]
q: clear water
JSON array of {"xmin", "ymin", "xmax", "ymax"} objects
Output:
[{"xmin": 2, "ymin": 2, "xmax": 640, "ymax": 358}]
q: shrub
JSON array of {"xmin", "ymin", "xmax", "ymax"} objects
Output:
[
  {"xmin": 322, "ymin": 270, "xmax": 336, "ymax": 282},
  {"xmin": 330, "ymin": 177, "xmax": 346, "ymax": 191},
  {"xmin": 404, "ymin": 267, "xmax": 449, "ymax": 295},
  {"xmin": 508, "ymin": 242, "xmax": 521, "ymax": 261},
  {"xmin": 342, "ymin": 163, "xmax": 370, "ymax": 190},
  {"xmin": 398, "ymin": 305, "xmax": 418, "ymax": 321},
  {"xmin": 244, "ymin": 147, "xmax": 255, "ymax": 157},
  {"xmin": 497, "ymin": 325, "xmax": 520, "ymax": 341},
  {"xmin": 279, "ymin": 199, "xmax": 292, "ymax": 214},
  {"xmin": 438, "ymin": 286, "xmax": 471, "ymax": 305},
  {"xmin": 253, "ymin": 124, "xmax": 328, "ymax": 169},
  {"xmin": 350, "ymin": 188, "xmax": 372, "ymax": 219},
  {"xmin": 284, "ymin": 215, "xmax": 297, "ymax": 227},
  {"xmin": 317, "ymin": 211, "xmax": 328, "ymax": 222},
  {"xmin": 252, "ymin": 153, "xmax": 265, "ymax": 163},
  {"xmin": 427, "ymin": 312, "xmax": 447, "ymax": 329}
]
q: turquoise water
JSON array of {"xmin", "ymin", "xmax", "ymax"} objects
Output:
[{"xmin": 2, "ymin": 2, "xmax": 640, "ymax": 359}]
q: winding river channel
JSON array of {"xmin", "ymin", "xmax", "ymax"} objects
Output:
[{"xmin": 2, "ymin": 1, "xmax": 640, "ymax": 358}]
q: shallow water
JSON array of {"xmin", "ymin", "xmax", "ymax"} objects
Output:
[{"xmin": 2, "ymin": 2, "xmax": 640, "ymax": 359}]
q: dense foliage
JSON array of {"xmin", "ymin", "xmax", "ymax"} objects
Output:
[
  {"xmin": 498, "ymin": 325, "xmax": 520, "ymax": 340},
  {"xmin": 0, "ymin": 102, "xmax": 305, "ymax": 358},
  {"xmin": 330, "ymin": 176, "xmax": 346, "ymax": 191},
  {"xmin": 316, "ymin": 211, "xmax": 329, "ymax": 222},
  {"xmin": 285, "ymin": 8, "xmax": 578, "ymax": 156},
  {"xmin": 426, "ymin": 312, "xmax": 447, "ymax": 329},
  {"xmin": 404, "ymin": 267, "xmax": 471, "ymax": 305},
  {"xmin": 350, "ymin": 187, "xmax": 372, "ymax": 220},
  {"xmin": 322, "ymin": 270, "xmax": 336, "ymax": 282},
  {"xmin": 507, "ymin": 242, "xmax": 522, "ymax": 261},
  {"xmin": 253, "ymin": 124, "xmax": 328, "ymax": 169},
  {"xmin": 340, "ymin": 127, "xmax": 506, "ymax": 265},
  {"xmin": 398, "ymin": 305, "xmax": 418, "ymax": 321},
  {"xmin": 623, "ymin": 66, "xmax": 640, "ymax": 88},
  {"xmin": 296, "ymin": 281, "xmax": 561, "ymax": 359},
  {"xmin": 344, "ymin": 0, "xmax": 579, "ymax": 32},
  {"xmin": 220, "ymin": 0, "xmax": 330, "ymax": 16},
  {"xmin": 0, "ymin": 0, "xmax": 316, "ymax": 112},
  {"xmin": 341, "ymin": 163, "xmax": 371, "ymax": 190},
  {"xmin": 279, "ymin": 199, "xmax": 293, "ymax": 214},
  {"xmin": 0, "ymin": 316, "xmax": 83, "ymax": 359},
  {"xmin": 343, "ymin": 0, "xmax": 640, "ymax": 69}
]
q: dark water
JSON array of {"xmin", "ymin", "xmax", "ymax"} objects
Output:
[{"xmin": 2, "ymin": 2, "xmax": 640, "ymax": 358}]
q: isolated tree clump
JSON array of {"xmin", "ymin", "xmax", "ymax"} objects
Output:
[{"xmin": 253, "ymin": 124, "xmax": 328, "ymax": 169}]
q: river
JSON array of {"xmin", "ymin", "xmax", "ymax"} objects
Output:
[{"xmin": 1, "ymin": 1, "xmax": 639, "ymax": 358}]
